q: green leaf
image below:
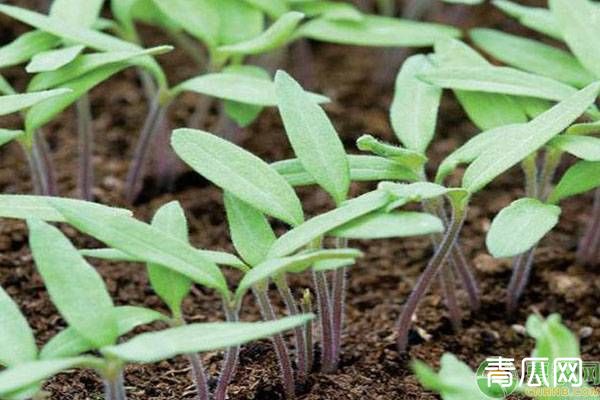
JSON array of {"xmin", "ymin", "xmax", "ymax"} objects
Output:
[
  {"xmin": 442, "ymin": 0, "xmax": 484, "ymax": 3},
  {"xmin": 0, "ymin": 285, "xmax": 37, "ymax": 366},
  {"xmin": 0, "ymin": 89, "xmax": 71, "ymax": 116},
  {"xmin": 173, "ymin": 70, "xmax": 329, "ymax": 106},
  {"xmin": 0, "ymin": 130, "xmax": 23, "ymax": 148},
  {"xmin": 221, "ymin": 65, "xmax": 269, "ymax": 127},
  {"xmin": 356, "ymin": 134, "xmax": 427, "ymax": 172},
  {"xmin": 236, "ymin": 250, "xmax": 361, "ymax": 299},
  {"xmin": 217, "ymin": 12, "xmax": 304, "ymax": 56},
  {"xmin": 293, "ymin": 1, "xmax": 364, "ymax": 22},
  {"xmin": 28, "ymin": 219, "xmax": 118, "ymax": 348},
  {"xmin": 419, "ymin": 65, "xmax": 578, "ymax": 102},
  {"xmin": 273, "ymin": 155, "xmax": 419, "ymax": 186},
  {"xmin": 151, "ymin": 0, "xmax": 219, "ymax": 48},
  {"xmin": 463, "ymin": 82, "xmax": 600, "ymax": 193},
  {"xmin": 0, "ymin": 31, "xmax": 60, "ymax": 69},
  {"xmin": 516, "ymin": 96, "xmax": 552, "ymax": 119},
  {"xmin": 26, "ymin": 45, "xmax": 85, "ymax": 73},
  {"xmin": 28, "ymin": 46, "xmax": 172, "ymax": 92},
  {"xmin": 390, "ymin": 54, "xmax": 441, "ymax": 154},
  {"xmin": 330, "ymin": 211, "xmax": 443, "ymax": 239},
  {"xmin": 548, "ymin": 161, "xmax": 600, "ymax": 204},
  {"xmin": 147, "ymin": 202, "xmax": 193, "ymax": 317},
  {"xmin": 413, "ymin": 354, "xmax": 488, "ymax": 400},
  {"xmin": 172, "ymin": 128, "xmax": 304, "ymax": 226},
  {"xmin": 111, "ymin": 0, "xmax": 179, "ymax": 42},
  {"xmin": 486, "ymin": 198, "xmax": 561, "ymax": 258},
  {"xmin": 40, "ymin": 306, "xmax": 167, "ymax": 360},
  {"xmin": 50, "ymin": 199, "xmax": 230, "ymax": 298},
  {"xmin": 548, "ymin": 135, "xmax": 600, "ymax": 161},
  {"xmin": 470, "ymin": 29, "xmax": 595, "ymax": 88},
  {"xmin": 240, "ymin": 0, "xmax": 289, "ymax": 18},
  {"xmin": 268, "ymin": 190, "xmax": 390, "ymax": 258},
  {"xmin": 215, "ymin": 0, "xmax": 264, "ymax": 46},
  {"xmin": 380, "ymin": 182, "xmax": 468, "ymax": 211},
  {"xmin": 25, "ymin": 64, "xmax": 124, "ymax": 133},
  {"xmin": 50, "ymin": 0, "xmax": 104, "ymax": 28},
  {"xmin": 275, "ymin": 70, "xmax": 349, "ymax": 205},
  {"xmin": 102, "ymin": 315, "xmax": 314, "ymax": 362},
  {"xmin": 224, "ymin": 192, "xmax": 275, "ymax": 267},
  {"xmin": 549, "ymin": 0, "xmax": 600, "ymax": 80},
  {"xmin": 297, "ymin": 15, "xmax": 460, "ymax": 47},
  {"xmin": 527, "ymin": 314, "xmax": 580, "ymax": 359},
  {"xmin": 0, "ymin": 357, "xmax": 100, "ymax": 397},
  {"xmin": 0, "ymin": 195, "xmax": 131, "ymax": 222},
  {"xmin": 0, "ymin": 75, "xmax": 15, "ymax": 95},
  {"xmin": 493, "ymin": 0, "xmax": 562, "ymax": 40},
  {"xmin": 567, "ymin": 120, "xmax": 600, "ymax": 136}
]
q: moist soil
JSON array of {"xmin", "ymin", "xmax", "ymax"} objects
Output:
[{"xmin": 0, "ymin": 1, "xmax": 598, "ymax": 399}]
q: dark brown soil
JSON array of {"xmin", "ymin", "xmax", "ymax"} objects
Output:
[{"xmin": 0, "ymin": 1, "xmax": 599, "ymax": 399}]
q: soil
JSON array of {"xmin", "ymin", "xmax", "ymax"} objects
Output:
[{"xmin": 0, "ymin": 1, "xmax": 599, "ymax": 399}]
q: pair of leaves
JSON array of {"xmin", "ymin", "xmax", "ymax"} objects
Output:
[
  {"xmin": 356, "ymin": 134, "xmax": 428, "ymax": 173},
  {"xmin": 0, "ymin": 31, "xmax": 60, "ymax": 70}
]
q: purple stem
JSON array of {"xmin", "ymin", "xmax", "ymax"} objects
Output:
[
  {"xmin": 103, "ymin": 371, "xmax": 127, "ymax": 400},
  {"xmin": 33, "ymin": 130, "xmax": 58, "ymax": 196},
  {"xmin": 450, "ymin": 245, "xmax": 480, "ymax": 311},
  {"xmin": 312, "ymin": 269, "xmax": 334, "ymax": 372},
  {"xmin": 25, "ymin": 147, "xmax": 43, "ymax": 195},
  {"xmin": 300, "ymin": 289, "xmax": 314, "ymax": 372},
  {"xmin": 253, "ymin": 285, "xmax": 296, "ymax": 399},
  {"xmin": 214, "ymin": 304, "xmax": 241, "ymax": 400},
  {"xmin": 329, "ymin": 238, "xmax": 348, "ymax": 373},
  {"xmin": 187, "ymin": 353, "xmax": 210, "ymax": 400},
  {"xmin": 506, "ymin": 247, "xmax": 536, "ymax": 312},
  {"xmin": 438, "ymin": 266, "xmax": 461, "ymax": 331},
  {"xmin": 76, "ymin": 95, "xmax": 94, "ymax": 200},
  {"xmin": 577, "ymin": 188, "xmax": 600, "ymax": 266},
  {"xmin": 397, "ymin": 203, "xmax": 466, "ymax": 353}
]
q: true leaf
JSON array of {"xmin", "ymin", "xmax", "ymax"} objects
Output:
[
  {"xmin": 380, "ymin": 182, "xmax": 468, "ymax": 211},
  {"xmin": 215, "ymin": 0, "xmax": 264, "ymax": 46},
  {"xmin": 0, "ymin": 31, "xmax": 60, "ymax": 69},
  {"xmin": 470, "ymin": 29, "xmax": 594, "ymax": 88},
  {"xmin": 224, "ymin": 192, "xmax": 275, "ymax": 267},
  {"xmin": 217, "ymin": 12, "xmax": 304, "ymax": 56},
  {"xmin": 493, "ymin": 0, "xmax": 562, "ymax": 40},
  {"xmin": 527, "ymin": 314, "xmax": 580, "ymax": 359},
  {"xmin": 222, "ymin": 65, "xmax": 270, "ymax": 127},
  {"xmin": 50, "ymin": 0, "xmax": 104, "ymax": 28},
  {"xmin": 147, "ymin": 201, "xmax": 193, "ymax": 317},
  {"xmin": 548, "ymin": 161, "xmax": 600, "ymax": 204},
  {"xmin": 268, "ymin": 190, "xmax": 390, "ymax": 258},
  {"xmin": 462, "ymin": 82, "xmax": 600, "ymax": 193},
  {"xmin": 486, "ymin": 198, "xmax": 561, "ymax": 258},
  {"xmin": 390, "ymin": 54, "xmax": 441, "ymax": 154},
  {"xmin": 49, "ymin": 199, "xmax": 230, "ymax": 298},
  {"xmin": 0, "ymin": 130, "xmax": 23, "ymax": 148},
  {"xmin": 101, "ymin": 315, "xmax": 314, "ymax": 362},
  {"xmin": 330, "ymin": 211, "xmax": 444, "ymax": 239},
  {"xmin": 172, "ymin": 128, "xmax": 304, "ymax": 226},
  {"xmin": 151, "ymin": 0, "xmax": 219, "ymax": 48},
  {"xmin": 567, "ymin": 120, "xmax": 600, "ymax": 136},
  {"xmin": 548, "ymin": 135, "xmax": 600, "ymax": 161},
  {"xmin": 275, "ymin": 70, "xmax": 349, "ymax": 205},
  {"xmin": 0, "ymin": 285, "xmax": 37, "ymax": 366},
  {"xmin": 356, "ymin": 134, "xmax": 427, "ymax": 172},
  {"xmin": 296, "ymin": 15, "xmax": 460, "ymax": 47},
  {"xmin": 236, "ymin": 250, "xmax": 361, "ymax": 299},
  {"xmin": 28, "ymin": 219, "xmax": 118, "ymax": 348},
  {"xmin": 26, "ymin": 45, "xmax": 85, "ymax": 73},
  {"xmin": 0, "ymin": 89, "xmax": 71, "ymax": 116}
]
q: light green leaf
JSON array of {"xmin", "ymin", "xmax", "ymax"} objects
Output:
[
  {"xmin": 151, "ymin": 0, "xmax": 219, "ymax": 48},
  {"xmin": 0, "ymin": 75, "xmax": 15, "ymax": 95},
  {"xmin": 224, "ymin": 192, "xmax": 275, "ymax": 267},
  {"xmin": 102, "ymin": 315, "xmax": 314, "ymax": 362},
  {"xmin": 413, "ymin": 353, "xmax": 488, "ymax": 400},
  {"xmin": 356, "ymin": 134, "xmax": 427, "ymax": 172},
  {"xmin": 40, "ymin": 306, "xmax": 167, "ymax": 360},
  {"xmin": 419, "ymin": 65, "xmax": 578, "ymax": 102},
  {"xmin": 0, "ymin": 285, "xmax": 37, "ymax": 367},
  {"xmin": 268, "ymin": 190, "xmax": 390, "ymax": 258},
  {"xmin": 172, "ymin": 128, "xmax": 304, "ymax": 226},
  {"xmin": 516, "ymin": 96, "xmax": 552, "ymax": 119},
  {"xmin": 147, "ymin": 201, "xmax": 192, "ymax": 317},
  {"xmin": 50, "ymin": 0, "xmax": 104, "ymax": 28},
  {"xmin": 221, "ymin": 65, "xmax": 270, "ymax": 127},
  {"xmin": 297, "ymin": 15, "xmax": 460, "ymax": 47},
  {"xmin": 527, "ymin": 314, "xmax": 580, "ymax": 359},
  {"xmin": 548, "ymin": 135, "xmax": 600, "ymax": 161},
  {"xmin": 28, "ymin": 46, "xmax": 172, "ymax": 92},
  {"xmin": 390, "ymin": 54, "xmax": 441, "ymax": 154},
  {"xmin": 28, "ymin": 219, "xmax": 118, "ymax": 348},
  {"xmin": 173, "ymin": 70, "xmax": 329, "ymax": 106},
  {"xmin": 549, "ymin": 0, "xmax": 600, "ymax": 79},
  {"xmin": 380, "ymin": 182, "xmax": 468, "ymax": 211},
  {"xmin": 273, "ymin": 155, "xmax": 419, "ymax": 186},
  {"xmin": 486, "ymin": 198, "xmax": 561, "ymax": 258},
  {"xmin": 275, "ymin": 70, "xmax": 349, "ymax": 205},
  {"xmin": 330, "ymin": 211, "xmax": 443, "ymax": 239},
  {"xmin": 0, "ymin": 357, "xmax": 100, "ymax": 397},
  {"xmin": 240, "ymin": 0, "xmax": 289, "ymax": 18},
  {"xmin": 567, "ymin": 121, "xmax": 600, "ymax": 136},
  {"xmin": 217, "ymin": 12, "xmax": 304, "ymax": 56},
  {"xmin": 0, "ymin": 88, "xmax": 71, "ymax": 116},
  {"xmin": 26, "ymin": 45, "xmax": 85, "ymax": 73},
  {"xmin": 50, "ymin": 199, "xmax": 230, "ymax": 298},
  {"xmin": 470, "ymin": 29, "xmax": 595, "ymax": 88},
  {"xmin": 293, "ymin": 1, "xmax": 364, "ymax": 22},
  {"xmin": 111, "ymin": 0, "xmax": 179, "ymax": 42},
  {"xmin": 493, "ymin": 0, "xmax": 562, "ymax": 40},
  {"xmin": 0, "ymin": 31, "xmax": 60, "ymax": 69},
  {"xmin": 0, "ymin": 195, "xmax": 131, "ymax": 222},
  {"xmin": 0, "ymin": 130, "xmax": 23, "ymax": 148},
  {"xmin": 548, "ymin": 161, "xmax": 600, "ymax": 204},
  {"xmin": 216, "ymin": 0, "xmax": 264, "ymax": 46},
  {"xmin": 236, "ymin": 250, "xmax": 361, "ymax": 298},
  {"xmin": 442, "ymin": 0, "xmax": 484, "ymax": 3},
  {"xmin": 463, "ymin": 82, "xmax": 600, "ymax": 193}
]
